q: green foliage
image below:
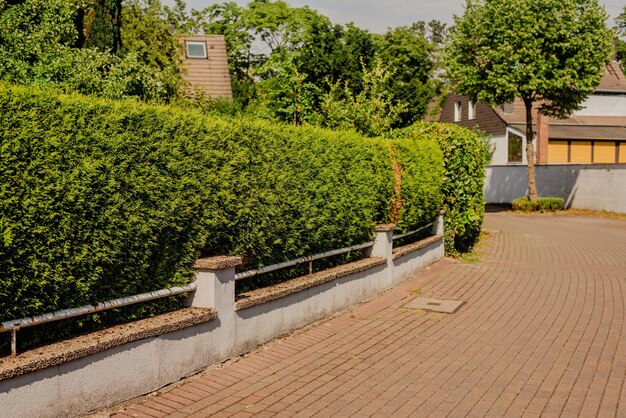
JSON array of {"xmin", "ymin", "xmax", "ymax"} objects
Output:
[
  {"xmin": 0, "ymin": 83, "xmax": 444, "ymax": 348},
  {"xmin": 209, "ymin": 120, "xmax": 395, "ymax": 269},
  {"xmin": 617, "ymin": 7, "xmax": 626, "ymax": 70},
  {"xmin": 0, "ymin": 85, "xmax": 221, "ymax": 325},
  {"xmin": 171, "ymin": 0, "xmax": 439, "ymax": 127},
  {"xmin": 314, "ymin": 60, "xmax": 407, "ymax": 137},
  {"xmin": 374, "ymin": 24, "xmax": 438, "ymax": 127},
  {"xmin": 0, "ymin": 0, "xmax": 183, "ymax": 102},
  {"xmin": 446, "ymin": 0, "xmax": 612, "ymax": 118},
  {"xmin": 389, "ymin": 122, "xmax": 489, "ymax": 255},
  {"xmin": 389, "ymin": 139, "xmax": 444, "ymax": 234},
  {"xmin": 84, "ymin": 0, "xmax": 123, "ymax": 53},
  {"xmin": 512, "ymin": 197, "xmax": 564, "ymax": 212}
]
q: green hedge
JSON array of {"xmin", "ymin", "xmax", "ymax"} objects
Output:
[
  {"xmin": 389, "ymin": 139, "xmax": 443, "ymax": 234},
  {"xmin": 389, "ymin": 122, "xmax": 489, "ymax": 255},
  {"xmin": 512, "ymin": 196, "xmax": 564, "ymax": 212},
  {"xmin": 0, "ymin": 84, "xmax": 444, "ymax": 343}
]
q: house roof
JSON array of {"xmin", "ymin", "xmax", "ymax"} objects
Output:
[
  {"xmin": 549, "ymin": 125, "xmax": 626, "ymax": 140},
  {"xmin": 509, "ymin": 122, "xmax": 626, "ymax": 140},
  {"xmin": 440, "ymin": 93, "xmax": 507, "ymax": 136},
  {"xmin": 180, "ymin": 35, "xmax": 233, "ymax": 99},
  {"xmin": 596, "ymin": 60, "xmax": 626, "ymax": 93}
]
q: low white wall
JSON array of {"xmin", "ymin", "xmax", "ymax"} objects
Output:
[
  {"xmin": 235, "ymin": 263, "xmax": 388, "ymax": 352},
  {"xmin": 0, "ymin": 221, "xmax": 445, "ymax": 418},
  {"xmin": 393, "ymin": 239, "xmax": 445, "ymax": 284},
  {"xmin": 485, "ymin": 164, "xmax": 626, "ymax": 213},
  {"xmin": 0, "ymin": 322, "xmax": 223, "ymax": 418}
]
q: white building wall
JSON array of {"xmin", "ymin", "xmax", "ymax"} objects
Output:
[
  {"xmin": 488, "ymin": 128, "xmax": 529, "ymax": 166},
  {"xmin": 575, "ymin": 95, "xmax": 626, "ymax": 117},
  {"xmin": 484, "ymin": 164, "xmax": 626, "ymax": 214}
]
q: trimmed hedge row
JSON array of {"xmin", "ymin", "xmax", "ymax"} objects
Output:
[
  {"xmin": 389, "ymin": 122, "xmax": 489, "ymax": 255},
  {"xmin": 389, "ymin": 139, "xmax": 443, "ymax": 234},
  {"xmin": 0, "ymin": 84, "xmax": 443, "ymax": 335}
]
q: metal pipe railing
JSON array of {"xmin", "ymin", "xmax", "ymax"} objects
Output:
[
  {"xmin": 392, "ymin": 222, "xmax": 434, "ymax": 241},
  {"xmin": 2, "ymin": 221, "xmax": 437, "ymax": 356},
  {"xmin": 1, "ymin": 281, "xmax": 197, "ymax": 357},
  {"xmin": 234, "ymin": 241, "xmax": 374, "ymax": 281}
]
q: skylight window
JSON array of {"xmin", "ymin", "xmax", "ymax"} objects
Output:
[{"xmin": 186, "ymin": 41, "xmax": 207, "ymax": 59}]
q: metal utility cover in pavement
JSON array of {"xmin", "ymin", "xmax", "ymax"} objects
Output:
[{"xmin": 405, "ymin": 297, "xmax": 465, "ymax": 314}]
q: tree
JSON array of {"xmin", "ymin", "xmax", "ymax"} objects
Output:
[
  {"xmin": 84, "ymin": 0, "xmax": 123, "ymax": 53},
  {"xmin": 374, "ymin": 24, "xmax": 438, "ymax": 126},
  {"xmin": 314, "ymin": 60, "xmax": 407, "ymax": 137},
  {"xmin": 616, "ymin": 6, "xmax": 626, "ymax": 70},
  {"xmin": 446, "ymin": 0, "xmax": 612, "ymax": 200},
  {"xmin": 0, "ymin": 0, "xmax": 184, "ymax": 102},
  {"xmin": 165, "ymin": 0, "xmax": 437, "ymax": 126}
]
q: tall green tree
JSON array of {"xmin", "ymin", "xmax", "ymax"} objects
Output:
[
  {"xmin": 446, "ymin": 0, "xmax": 612, "ymax": 200},
  {"xmin": 616, "ymin": 6, "xmax": 626, "ymax": 69},
  {"xmin": 0, "ymin": 0, "xmax": 183, "ymax": 101},
  {"xmin": 374, "ymin": 24, "xmax": 437, "ymax": 126},
  {"xmin": 84, "ymin": 0, "xmax": 123, "ymax": 53}
]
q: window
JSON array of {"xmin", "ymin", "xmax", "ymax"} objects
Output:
[
  {"xmin": 570, "ymin": 141, "xmax": 592, "ymax": 163},
  {"xmin": 468, "ymin": 101, "xmax": 476, "ymax": 120},
  {"xmin": 454, "ymin": 101, "xmax": 462, "ymax": 122},
  {"xmin": 593, "ymin": 141, "xmax": 615, "ymax": 163},
  {"xmin": 185, "ymin": 41, "xmax": 207, "ymax": 59},
  {"xmin": 548, "ymin": 140, "xmax": 619, "ymax": 164},
  {"xmin": 508, "ymin": 132, "xmax": 523, "ymax": 163},
  {"xmin": 548, "ymin": 140, "xmax": 568, "ymax": 163}
]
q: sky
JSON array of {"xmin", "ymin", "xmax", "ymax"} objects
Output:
[{"xmin": 171, "ymin": 0, "xmax": 625, "ymax": 34}]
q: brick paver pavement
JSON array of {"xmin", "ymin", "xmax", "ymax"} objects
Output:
[{"xmin": 107, "ymin": 212, "xmax": 626, "ymax": 417}]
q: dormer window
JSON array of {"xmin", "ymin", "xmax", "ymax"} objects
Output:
[
  {"xmin": 468, "ymin": 101, "xmax": 476, "ymax": 120},
  {"xmin": 186, "ymin": 41, "xmax": 207, "ymax": 59},
  {"xmin": 454, "ymin": 101, "xmax": 462, "ymax": 122}
]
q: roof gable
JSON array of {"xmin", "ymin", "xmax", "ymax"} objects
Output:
[
  {"xmin": 180, "ymin": 35, "xmax": 233, "ymax": 99},
  {"xmin": 438, "ymin": 93, "xmax": 507, "ymax": 136},
  {"xmin": 596, "ymin": 60, "xmax": 626, "ymax": 93}
]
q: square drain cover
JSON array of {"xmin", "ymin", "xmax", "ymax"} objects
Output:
[{"xmin": 404, "ymin": 297, "xmax": 465, "ymax": 314}]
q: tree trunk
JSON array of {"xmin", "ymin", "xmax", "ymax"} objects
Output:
[{"xmin": 524, "ymin": 97, "xmax": 539, "ymax": 201}]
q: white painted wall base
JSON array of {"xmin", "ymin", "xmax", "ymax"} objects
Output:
[
  {"xmin": 0, "ymin": 221, "xmax": 445, "ymax": 418},
  {"xmin": 485, "ymin": 164, "xmax": 626, "ymax": 213}
]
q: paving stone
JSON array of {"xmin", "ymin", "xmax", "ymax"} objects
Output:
[{"xmin": 106, "ymin": 212, "xmax": 626, "ymax": 418}]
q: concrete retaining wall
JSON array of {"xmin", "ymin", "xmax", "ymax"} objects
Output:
[
  {"xmin": 0, "ymin": 220, "xmax": 445, "ymax": 418},
  {"xmin": 485, "ymin": 164, "xmax": 626, "ymax": 213}
]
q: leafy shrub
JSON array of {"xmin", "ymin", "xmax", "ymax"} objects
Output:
[
  {"xmin": 388, "ymin": 122, "xmax": 490, "ymax": 255},
  {"xmin": 0, "ymin": 83, "xmax": 444, "ymax": 348},
  {"xmin": 512, "ymin": 196, "xmax": 564, "ymax": 212}
]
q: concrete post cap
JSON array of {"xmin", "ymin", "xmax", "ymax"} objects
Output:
[
  {"xmin": 374, "ymin": 224, "xmax": 396, "ymax": 232},
  {"xmin": 193, "ymin": 256, "xmax": 242, "ymax": 270}
]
